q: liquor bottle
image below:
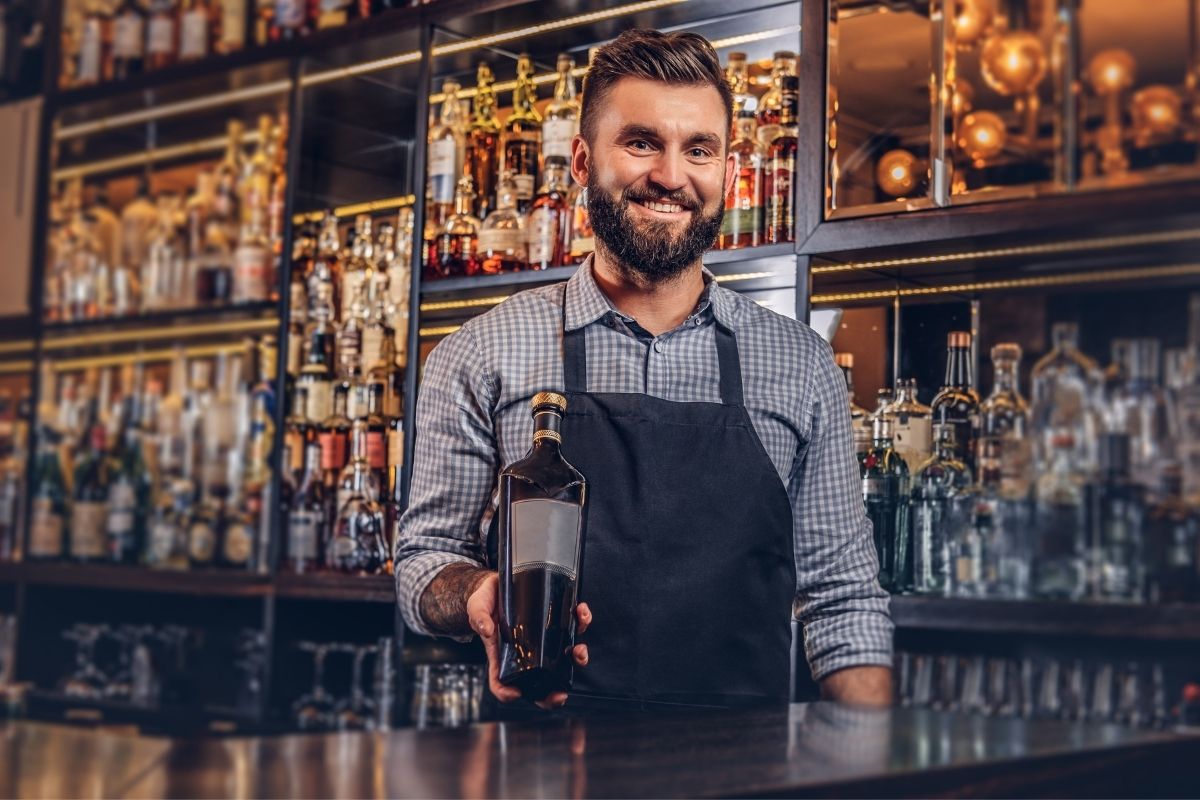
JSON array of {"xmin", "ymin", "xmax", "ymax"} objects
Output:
[
  {"xmin": 240, "ymin": 114, "xmax": 275, "ymax": 227},
  {"xmin": 979, "ymin": 343, "xmax": 1033, "ymax": 500},
  {"xmin": 1179, "ymin": 295, "xmax": 1200, "ymax": 504},
  {"xmin": 70, "ymin": 423, "xmax": 110, "ymax": 562},
  {"xmin": 911, "ymin": 424, "xmax": 975, "ymax": 595},
  {"xmin": 387, "ymin": 210, "xmax": 413, "ymax": 363},
  {"xmin": 1030, "ymin": 321, "xmax": 1103, "ymax": 475},
  {"xmin": 429, "ymin": 176, "xmax": 480, "ymax": 279},
  {"xmin": 300, "ymin": 291, "xmax": 336, "ymax": 423},
  {"xmin": 319, "ymin": 382, "xmax": 351, "ymax": 496},
  {"xmin": 336, "ymin": 398, "xmax": 381, "ymax": 512},
  {"xmin": 186, "ymin": 486, "xmax": 220, "ymax": 568},
  {"xmin": 111, "ymin": 0, "xmax": 146, "ymax": 79},
  {"xmin": 267, "ymin": 116, "xmax": 289, "ymax": 265},
  {"xmin": 1109, "ymin": 338, "xmax": 1172, "ymax": 494},
  {"xmin": 543, "ymin": 54, "xmax": 580, "ymax": 164},
  {"xmin": 121, "ymin": 175, "xmax": 158, "ymax": 277},
  {"xmin": 106, "ymin": 406, "xmax": 150, "ymax": 564},
  {"xmin": 146, "ymin": 473, "xmax": 192, "ymax": 570},
  {"xmin": 764, "ymin": 75, "xmax": 798, "ymax": 245},
  {"xmin": 213, "ymin": 118, "xmax": 245, "ymax": 226},
  {"xmin": 892, "ymin": 378, "xmax": 933, "ymax": 473},
  {"xmin": 862, "ymin": 415, "xmax": 911, "ymax": 592},
  {"xmin": 310, "ymin": 212, "xmax": 342, "ymax": 317},
  {"xmin": 286, "ymin": 269, "xmax": 307, "ymax": 383},
  {"xmin": 221, "ymin": 469, "xmax": 255, "ymax": 570},
  {"xmin": 931, "ymin": 331, "xmax": 981, "ymax": 473},
  {"xmin": 725, "ymin": 51, "xmax": 758, "ymax": 123},
  {"xmin": 1032, "ymin": 433, "xmax": 1089, "ymax": 600},
  {"xmin": 178, "ymin": 0, "xmax": 211, "ymax": 61},
  {"xmin": 566, "ymin": 181, "xmax": 594, "ymax": 265},
  {"xmin": 287, "ymin": 439, "xmax": 325, "ymax": 573},
  {"xmin": 337, "ymin": 281, "xmax": 367, "ymax": 380},
  {"xmin": 1144, "ymin": 465, "xmax": 1199, "ymax": 603},
  {"xmin": 232, "ymin": 202, "xmax": 272, "ymax": 303},
  {"xmin": 951, "ymin": 500, "xmax": 987, "ymax": 597},
  {"xmin": 757, "ymin": 50, "xmax": 798, "ymax": 145},
  {"xmin": 479, "ymin": 171, "xmax": 526, "ymax": 273},
  {"xmin": 526, "ymin": 156, "xmax": 570, "ymax": 270},
  {"xmin": 327, "ymin": 419, "xmax": 387, "ymax": 574},
  {"xmin": 75, "ymin": 0, "xmax": 104, "ymax": 85},
  {"xmin": 28, "ymin": 424, "xmax": 68, "ymax": 561},
  {"xmin": 466, "ymin": 63, "xmax": 501, "ymax": 219},
  {"xmin": 835, "ymin": 353, "xmax": 872, "ymax": 456},
  {"xmin": 217, "ymin": 0, "xmax": 245, "ymax": 53},
  {"xmin": 243, "ymin": 338, "xmax": 277, "ymax": 560},
  {"xmin": 497, "ymin": 392, "xmax": 587, "ymax": 699},
  {"xmin": 720, "ymin": 112, "xmax": 764, "ymax": 250},
  {"xmin": 340, "ymin": 215, "xmax": 373, "ymax": 322},
  {"xmin": 1090, "ymin": 432, "xmax": 1146, "ymax": 602},
  {"xmin": 362, "ymin": 290, "xmax": 395, "ymax": 384},
  {"xmin": 0, "ymin": 405, "xmax": 26, "ymax": 561},
  {"xmin": 145, "ymin": 0, "xmax": 177, "ymax": 71},
  {"xmin": 428, "ymin": 80, "xmax": 466, "ymax": 227},
  {"xmin": 503, "ymin": 54, "xmax": 542, "ymax": 213}
]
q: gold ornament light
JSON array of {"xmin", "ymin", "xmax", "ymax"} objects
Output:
[
  {"xmin": 1131, "ymin": 85, "xmax": 1181, "ymax": 145},
  {"xmin": 1088, "ymin": 48, "xmax": 1137, "ymax": 175},
  {"xmin": 876, "ymin": 149, "xmax": 921, "ymax": 197},
  {"xmin": 954, "ymin": 0, "xmax": 995, "ymax": 49},
  {"xmin": 957, "ymin": 110, "xmax": 1008, "ymax": 164},
  {"xmin": 980, "ymin": 30, "xmax": 1047, "ymax": 96}
]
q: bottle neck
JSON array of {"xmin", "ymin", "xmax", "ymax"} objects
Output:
[
  {"xmin": 439, "ymin": 91, "xmax": 460, "ymax": 127},
  {"xmin": 532, "ymin": 408, "xmax": 563, "ymax": 451},
  {"xmin": 349, "ymin": 425, "xmax": 368, "ymax": 462},
  {"xmin": 303, "ymin": 443, "xmax": 322, "ymax": 477},
  {"xmin": 555, "ymin": 67, "xmax": 577, "ymax": 103},
  {"xmin": 992, "ymin": 360, "xmax": 1019, "ymax": 394},
  {"xmin": 944, "ymin": 345, "xmax": 974, "ymax": 390}
]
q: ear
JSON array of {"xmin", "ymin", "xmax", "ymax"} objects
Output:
[
  {"xmin": 723, "ymin": 146, "xmax": 737, "ymax": 200},
  {"xmin": 570, "ymin": 134, "xmax": 590, "ymax": 187}
]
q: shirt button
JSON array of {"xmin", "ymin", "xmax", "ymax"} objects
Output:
[{"xmin": 653, "ymin": 340, "xmax": 664, "ymax": 354}]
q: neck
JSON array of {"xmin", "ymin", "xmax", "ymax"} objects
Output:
[{"xmin": 590, "ymin": 249, "xmax": 706, "ymax": 337}]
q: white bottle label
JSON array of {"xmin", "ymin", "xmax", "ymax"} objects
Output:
[
  {"xmin": 511, "ymin": 499, "xmax": 581, "ymax": 580},
  {"xmin": 106, "ymin": 483, "xmax": 137, "ymax": 536},
  {"xmin": 388, "ymin": 428, "xmax": 404, "ymax": 470},
  {"xmin": 276, "ymin": 0, "xmax": 306, "ymax": 28},
  {"xmin": 526, "ymin": 207, "xmax": 560, "ymax": 265},
  {"xmin": 148, "ymin": 17, "xmax": 175, "ymax": 56},
  {"xmin": 188, "ymin": 520, "xmax": 216, "ymax": 562},
  {"xmin": 894, "ymin": 416, "xmax": 932, "ymax": 472},
  {"xmin": 70, "ymin": 501, "xmax": 108, "ymax": 558},
  {"xmin": 304, "ymin": 379, "xmax": 332, "ymax": 423},
  {"xmin": 113, "ymin": 14, "xmax": 145, "ymax": 59},
  {"xmin": 223, "ymin": 522, "xmax": 253, "ymax": 565},
  {"xmin": 78, "ymin": 21, "xmax": 102, "ymax": 83},
  {"xmin": 29, "ymin": 499, "xmax": 63, "ymax": 557},
  {"xmin": 542, "ymin": 118, "xmax": 578, "ymax": 159},
  {"xmin": 288, "ymin": 511, "xmax": 320, "ymax": 560},
  {"xmin": 221, "ymin": 0, "xmax": 246, "ymax": 47},
  {"xmin": 512, "ymin": 174, "xmax": 535, "ymax": 202},
  {"xmin": 429, "ymin": 138, "xmax": 458, "ymax": 204},
  {"xmin": 180, "ymin": 10, "xmax": 209, "ymax": 59},
  {"xmin": 478, "ymin": 227, "xmax": 524, "ymax": 256},
  {"xmin": 233, "ymin": 243, "xmax": 271, "ymax": 302},
  {"xmin": 362, "ymin": 328, "xmax": 385, "ymax": 368}
]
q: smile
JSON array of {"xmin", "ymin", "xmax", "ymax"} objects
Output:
[{"xmin": 633, "ymin": 198, "xmax": 690, "ymax": 216}]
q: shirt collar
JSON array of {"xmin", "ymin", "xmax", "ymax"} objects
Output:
[{"xmin": 564, "ymin": 255, "xmax": 735, "ymax": 332}]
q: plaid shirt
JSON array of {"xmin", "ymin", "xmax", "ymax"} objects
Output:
[{"xmin": 395, "ymin": 257, "xmax": 893, "ymax": 681}]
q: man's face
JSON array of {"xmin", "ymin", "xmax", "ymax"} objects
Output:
[{"xmin": 572, "ymin": 77, "xmax": 735, "ymax": 284}]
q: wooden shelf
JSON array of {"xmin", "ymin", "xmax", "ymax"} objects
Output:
[
  {"xmin": 19, "ymin": 562, "xmax": 272, "ymax": 598},
  {"xmin": 890, "ymin": 595, "xmax": 1200, "ymax": 642},
  {"xmin": 274, "ymin": 571, "xmax": 395, "ymax": 603},
  {"xmin": 41, "ymin": 302, "xmax": 278, "ymax": 336}
]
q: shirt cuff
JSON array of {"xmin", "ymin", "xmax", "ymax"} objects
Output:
[
  {"xmin": 802, "ymin": 607, "xmax": 895, "ymax": 682},
  {"xmin": 395, "ymin": 551, "xmax": 486, "ymax": 642}
]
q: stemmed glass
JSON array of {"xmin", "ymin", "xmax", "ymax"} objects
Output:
[
  {"xmin": 293, "ymin": 642, "xmax": 336, "ymax": 730},
  {"xmin": 60, "ymin": 624, "xmax": 109, "ymax": 698},
  {"xmin": 334, "ymin": 644, "xmax": 378, "ymax": 731}
]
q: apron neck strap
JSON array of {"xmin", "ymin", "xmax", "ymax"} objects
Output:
[{"xmin": 561, "ymin": 294, "xmax": 745, "ymax": 406}]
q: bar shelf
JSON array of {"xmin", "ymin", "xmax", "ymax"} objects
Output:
[
  {"xmin": 273, "ymin": 572, "xmax": 395, "ymax": 603},
  {"xmin": 17, "ymin": 562, "xmax": 272, "ymax": 598}
]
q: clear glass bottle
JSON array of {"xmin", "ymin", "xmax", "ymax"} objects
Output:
[
  {"xmin": 287, "ymin": 439, "xmax": 325, "ymax": 573},
  {"xmin": 1033, "ymin": 432, "xmax": 1089, "ymax": 600},
  {"xmin": 1109, "ymin": 338, "xmax": 1173, "ymax": 494},
  {"xmin": 951, "ymin": 500, "xmax": 988, "ymax": 597},
  {"xmin": 121, "ymin": 175, "xmax": 159, "ymax": 283},
  {"xmin": 1031, "ymin": 321, "xmax": 1103, "ymax": 475},
  {"xmin": 503, "ymin": 54, "xmax": 542, "ymax": 213},
  {"xmin": 319, "ymin": 382, "xmax": 352, "ymax": 498},
  {"xmin": 178, "ymin": 0, "xmax": 211, "ymax": 61},
  {"xmin": 361, "ymin": 277, "xmax": 395, "ymax": 375},
  {"xmin": 757, "ymin": 50, "xmax": 798, "ymax": 145},
  {"xmin": 300, "ymin": 298, "xmax": 336, "ymax": 427},
  {"xmin": 980, "ymin": 343, "xmax": 1033, "ymax": 500},
  {"xmin": 466, "ymin": 63, "xmax": 502, "ymax": 219},
  {"xmin": 893, "ymin": 378, "xmax": 933, "ymax": 473},
  {"xmin": 1144, "ymin": 465, "xmax": 1199, "ymax": 603},
  {"xmin": 309, "ymin": 211, "xmax": 343, "ymax": 319},
  {"xmin": 526, "ymin": 156, "xmax": 570, "ymax": 270},
  {"xmin": 327, "ymin": 419, "xmax": 387, "ymax": 574},
  {"xmin": 340, "ymin": 215, "xmax": 373, "ymax": 323},
  {"xmin": 1090, "ymin": 432, "xmax": 1146, "ymax": 602},
  {"xmin": 1177, "ymin": 295, "xmax": 1200, "ymax": 504},
  {"xmin": 111, "ymin": 0, "xmax": 146, "ymax": 79},
  {"xmin": 725, "ymin": 51, "xmax": 758, "ymax": 124},
  {"xmin": 430, "ymin": 176, "xmax": 480, "ymax": 279},
  {"xmin": 336, "ymin": 280, "xmax": 367, "ymax": 381},
  {"xmin": 479, "ymin": 170, "xmax": 527, "ymax": 274},
  {"xmin": 232, "ymin": 203, "xmax": 272, "ymax": 304},
  {"xmin": 567, "ymin": 180, "xmax": 594, "ymax": 265},
  {"xmin": 75, "ymin": 0, "xmax": 105, "ymax": 85},
  {"xmin": 543, "ymin": 53, "xmax": 580, "ymax": 164},
  {"xmin": 428, "ymin": 80, "xmax": 466, "ymax": 227},
  {"xmin": 105, "ymin": 411, "xmax": 150, "ymax": 564},
  {"xmin": 911, "ymin": 424, "xmax": 975, "ymax": 595},
  {"xmin": 862, "ymin": 415, "xmax": 911, "ymax": 593},
  {"xmin": 145, "ymin": 0, "xmax": 178, "ymax": 71},
  {"xmin": 764, "ymin": 75, "xmax": 798, "ymax": 245},
  {"xmin": 932, "ymin": 331, "xmax": 981, "ymax": 474},
  {"xmin": 720, "ymin": 112, "xmax": 764, "ymax": 250},
  {"xmin": 336, "ymin": 410, "xmax": 381, "ymax": 514}
]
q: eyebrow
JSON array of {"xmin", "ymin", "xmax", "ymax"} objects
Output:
[{"xmin": 615, "ymin": 124, "xmax": 723, "ymax": 150}]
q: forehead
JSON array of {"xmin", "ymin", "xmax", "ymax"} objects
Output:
[{"xmin": 593, "ymin": 77, "xmax": 727, "ymax": 141}]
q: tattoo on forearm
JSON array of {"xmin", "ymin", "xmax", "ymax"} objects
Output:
[{"xmin": 420, "ymin": 563, "xmax": 491, "ymax": 637}]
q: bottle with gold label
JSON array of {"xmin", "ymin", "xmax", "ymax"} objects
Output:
[
  {"xmin": 497, "ymin": 392, "xmax": 588, "ymax": 700},
  {"xmin": 466, "ymin": 63, "xmax": 502, "ymax": 219},
  {"xmin": 543, "ymin": 54, "xmax": 581, "ymax": 165},
  {"xmin": 429, "ymin": 80, "xmax": 467, "ymax": 227},
  {"xmin": 503, "ymin": 54, "xmax": 542, "ymax": 214},
  {"xmin": 764, "ymin": 75, "xmax": 798, "ymax": 245},
  {"xmin": 479, "ymin": 171, "xmax": 527, "ymax": 274},
  {"xmin": 720, "ymin": 112, "xmax": 764, "ymax": 250},
  {"xmin": 757, "ymin": 50, "xmax": 797, "ymax": 145},
  {"xmin": 429, "ymin": 177, "xmax": 480, "ymax": 279},
  {"xmin": 526, "ymin": 157, "xmax": 570, "ymax": 270}
]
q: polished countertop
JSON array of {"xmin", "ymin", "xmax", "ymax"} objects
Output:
[{"xmin": 2, "ymin": 704, "xmax": 1198, "ymax": 798}]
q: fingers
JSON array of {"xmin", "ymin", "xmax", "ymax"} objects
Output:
[
  {"xmin": 572, "ymin": 644, "xmax": 588, "ymax": 667},
  {"xmin": 535, "ymin": 691, "xmax": 569, "ymax": 710},
  {"xmin": 575, "ymin": 602, "xmax": 592, "ymax": 635},
  {"xmin": 468, "ymin": 574, "xmax": 520, "ymax": 704},
  {"xmin": 482, "ymin": 631, "xmax": 521, "ymax": 703}
]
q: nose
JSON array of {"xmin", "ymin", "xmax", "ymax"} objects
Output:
[{"xmin": 646, "ymin": 150, "xmax": 688, "ymax": 194}]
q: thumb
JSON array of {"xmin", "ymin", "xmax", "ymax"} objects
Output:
[{"xmin": 470, "ymin": 612, "xmax": 494, "ymax": 639}]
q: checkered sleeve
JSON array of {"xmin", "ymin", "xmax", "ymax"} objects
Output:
[
  {"xmin": 792, "ymin": 337, "xmax": 894, "ymax": 681},
  {"xmin": 394, "ymin": 323, "xmax": 498, "ymax": 639}
]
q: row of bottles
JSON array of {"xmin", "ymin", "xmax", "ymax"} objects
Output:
[
  {"xmin": 27, "ymin": 339, "xmax": 277, "ymax": 570},
  {"xmin": 254, "ymin": 0, "xmax": 411, "ymax": 46},
  {"xmin": 63, "ymin": 0, "xmax": 247, "ymax": 87},
  {"xmin": 46, "ymin": 113, "xmax": 289, "ymax": 322},
  {"xmin": 846, "ymin": 310, "xmax": 1200, "ymax": 604},
  {"xmin": 280, "ymin": 209, "xmax": 413, "ymax": 576},
  {"xmin": 423, "ymin": 46, "xmax": 801, "ymax": 279}
]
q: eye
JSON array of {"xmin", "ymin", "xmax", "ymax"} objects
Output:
[
  {"xmin": 689, "ymin": 147, "xmax": 712, "ymax": 159},
  {"xmin": 628, "ymin": 139, "xmax": 653, "ymax": 151}
]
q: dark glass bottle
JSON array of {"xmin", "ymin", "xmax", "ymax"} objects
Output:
[
  {"xmin": 1144, "ymin": 466, "xmax": 1197, "ymax": 603},
  {"xmin": 931, "ymin": 331, "xmax": 981, "ymax": 474},
  {"xmin": 70, "ymin": 424, "xmax": 110, "ymax": 562},
  {"xmin": 502, "ymin": 54, "xmax": 543, "ymax": 214},
  {"xmin": 28, "ymin": 427, "xmax": 68, "ymax": 561},
  {"xmin": 498, "ymin": 392, "xmax": 588, "ymax": 699},
  {"xmin": 862, "ymin": 415, "xmax": 911, "ymax": 592},
  {"xmin": 1090, "ymin": 433, "xmax": 1146, "ymax": 602},
  {"xmin": 764, "ymin": 75, "xmax": 798, "ymax": 244},
  {"xmin": 105, "ymin": 421, "xmax": 150, "ymax": 564},
  {"xmin": 287, "ymin": 440, "xmax": 325, "ymax": 574}
]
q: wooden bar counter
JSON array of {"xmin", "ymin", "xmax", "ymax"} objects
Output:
[{"xmin": 2, "ymin": 704, "xmax": 1198, "ymax": 798}]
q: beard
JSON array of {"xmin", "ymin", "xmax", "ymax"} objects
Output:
[{"xmin": 586, "ymin": 174, "xmax": 724, "ymax": 284}]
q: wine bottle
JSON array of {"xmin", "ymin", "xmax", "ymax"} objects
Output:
[{"xmin": 497, "ymin": 392, "xmax": 588, "ymax": 699}]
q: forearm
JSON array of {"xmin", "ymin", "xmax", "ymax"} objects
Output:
[
  {"xmin": 820, "ymin": 665, "xmax": 892, "ymax": 707},
  {"xmin": 418, "ymin": 563, "xmax": 494, "ymax": 637}
]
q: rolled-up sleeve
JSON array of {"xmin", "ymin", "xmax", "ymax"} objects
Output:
[
  {"xmin": 394, "ymin": 324, "xmax": 497, "ymax": 638},
  {"xmin": 792, "ymin": 340, "xmax": 893, "ymax": 681}
]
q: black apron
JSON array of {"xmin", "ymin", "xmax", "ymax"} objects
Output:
[{"xmin": 557, "ymin": 301, "xmax": 797, "ymax": 710}]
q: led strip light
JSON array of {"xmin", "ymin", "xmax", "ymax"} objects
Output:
[
  {"xmin": 51, "ymin": 341, "xmax": 249, "ymax": 372},
  {"xmin": 0, "ymin": 340, "xmax": 34, "ymax": 356},
  {"xmin": 43, "ymin": 317, "xmax": 278, "ymax": 351},
  {"xmin": 0, "ymin": 361, "xmax": 33, "ymax": 374},
  {"xmin": 301, "ymin": 50, "xmax": 423, "ymax": 87},
  {"xmin": 293, "ymin": 195, "xmax": 416, "ymax": 225},
  {"xmin": 53, "ymin": 130, "xmax": 263, "ymax": 183}
]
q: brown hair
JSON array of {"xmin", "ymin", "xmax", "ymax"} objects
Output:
[{"xmin": 580, "ymin": 29, "xmax": 733, "ymax": 146}]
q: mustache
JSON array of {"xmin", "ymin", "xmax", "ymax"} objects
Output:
[{"xmin": 622, "ymin": 186, "xmax": 701, "ymax": 212}]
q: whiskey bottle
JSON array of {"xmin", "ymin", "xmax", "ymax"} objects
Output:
[
  {"xmin": 178, "ymin": 0, "xmax": 211, "ymax": 61},
  {"xmin": 931, "ymin": 331, "xmax": 981, "ymax": 474},
  {"xmin": 217, "ymin": 0, "xmax": 245, "ymax": 53},
  {"xmin": 287, "ymin": 439, "xmax": 326, "ymax": 573},
  {"xmin": 1145, "ymin": 465, "xmax": 1199, "ymax": 603},
  {"xmin": 70, "ymin": 424, "xmax": 110, "ymax": 562},
  {"xmin": 28, "ymin": 424, "xmax": 68, "ymax": 561},
  {"xmin": 543, "ymin": 54, "xmax": 580, "ymax": 164},
  {"xmin": 299, "ymin": 299, "xmax": 336, "ymax": 426},
  {"xmin": 479, "ymin": 170, "xmax": 527, "ymax": 274},
  {"xmin": 893, "ymin": 378, "xmax": 933, "ymax": 473},
  {"xmin": 429, "ymin": 176, "xmax": 480, "ymax": 279},
  {"xmin": 429, "ymin": 80, "xmax": 466, "ymax": 227},
  {"xmin": 309, "ymin": 212, "xmax": 343, "ymax": 318},
  {"xmin": 720, "ymin": 112, "xmax": 764, "ymax": 250},
  {"xmin": 105, "ymin": 407, "xmax": 150, "ymax": 564},
  {"xmin": 111, "ymin": 0, "xmax": 146, "ymax": 79},
  {"xmin": 567, "ymin": 181, "xmax": 594, "ymax": 265},
  {"xmin": 757, "ymin": 50, "xmax": 798, "ymax": 145},
  {"xmin": 336, "ymin": 281, "xmax": 367, "ymax": 381},
  {"xmin": 327, "ymin": 419, "xmax": 387, "ymax": 574},
  {"xmin": 466, "ymin": 63, "xmax": 502, "ymax": 219},
  {"xmin": 725, "ymin": 51, "xmax": 758, "ymax": 124},
  {"xmin": 320, "ymin": 382, "xmax": 352, "ymax": 496},
  {"xmin": 911, "ymin": 424, "xmax": 975, "ymax": 595},
  {"xmin": 526, "ymin": 156, "xmax": 570, "ymax": 270},
  {"xmin": 336, "ymin": 411, "xmax": 380, "ymax": 513},
  {"xmin": 498, "ymin": 392, "xmax": 587, "ymax": 699},
  {"xmin": 145, "ymin": 0, "xmax": 177, "ymax": 71},
  {"xmin": 232, "ymin": 203, "xmax": 272, "ymax": 304},
  {"xmin": 340, "ymin": 215, "xmax": 373, "ymax": 322},
  {"xmin": 764, "ymin": 75, "xmax": 798, "ymax": 244},
  {"xmin": 979, "ymin": 343, "xmax": 1033, "ymax": 500},
  {"xmin": 503, "ymin": 54, "xmax": 542, "ymax": 213},
  {"xmin": 862, "ymin": 415, "xmax": 911, "ymax": 592}
]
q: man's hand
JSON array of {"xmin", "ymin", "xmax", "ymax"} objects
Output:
[
  {"xmin": 467, "ymin": 572, "xmax": 592, "ymax": 709},
  {"xmin": 820, "ymin": 666, "xmax": 892, "ymax": 707}
]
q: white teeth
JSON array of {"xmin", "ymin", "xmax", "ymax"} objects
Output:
[{"xmin": 644, "ymin": 201, "xmax": 683, "ymax": 213}]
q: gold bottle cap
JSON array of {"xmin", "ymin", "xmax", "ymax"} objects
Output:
[
  {"xmin": 948, "ymin": 331, "xmax": 972, "ymax": 348},
  {"xmin": 834, "ymin": 352, "xmax": 854, "ymax": 369},
  {"xmin": 531, "ymin": 391, "xmax": 567, "ymax": 412}
]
